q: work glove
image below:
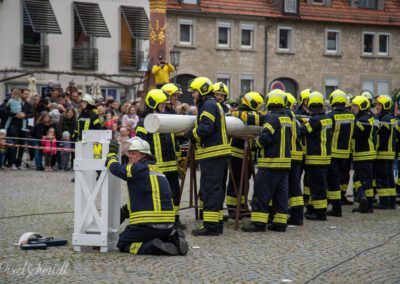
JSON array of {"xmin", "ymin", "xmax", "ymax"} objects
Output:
[{"xmin": 108, "ymin": 140, "xmax": 119, "ymax": 155}]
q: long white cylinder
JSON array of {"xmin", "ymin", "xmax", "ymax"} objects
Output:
[{"xmin": 144, "ymin": 113, "xmax": 262, "ymax": 136}]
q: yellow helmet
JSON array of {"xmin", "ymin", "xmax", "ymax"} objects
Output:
[
  {"xmin": 161, "ymin": 83, "xmax": 183, "ymax": 97},
  {"xmin": 329, "ymin": 89, "xmax": 347, "ymax": 105},
  {"xmin": 285, "ymin": 92, "xmax": 297, "ymax": 108},
  {"xmin": 308, "ymin": 91, "xmax": 324, "ymax": 107},
  {"xmin": 145, "ymin": 89, "xmax": 168, "ymax": 110},
  {"xmin": 188, "ymin": 77, "xmax": 213, "ymax": 96},
  {"xmin": 266, "ymin": 89, "xmax": 287, "ymax": 108},
  {"xmin": 352, "ymin": 95, "xmax": 370, "ymax": 111},
  {"xmin": 213, "ymin": 82, "xmax": 229, "ymax": 97},
  {"xmin": 242, "ymin": 92, "xmax": 264, "ymax": 110},
  {"xmin": 375, "ymin": 95, "xmax": 392, "ymax": 110},
  {"xmin": 360, "ymin": 90, "xmax": 374, "ymax": 101},
  {"xmin": 300, "ymin": 89, "xmax": 312, "ymax": 104}
]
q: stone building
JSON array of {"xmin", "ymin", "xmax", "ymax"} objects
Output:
[{"xmin": 165, "ymin": 0, "xmax": 400, "ymax": 102}]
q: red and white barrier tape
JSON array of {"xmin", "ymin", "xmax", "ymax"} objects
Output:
[{"xmin": 0, "ymin": 142, "xmax": 74, "ymax": 153}]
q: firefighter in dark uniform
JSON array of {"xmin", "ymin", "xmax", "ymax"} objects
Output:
[
  {"xmin": 134, "ymin": 89, "xmax": 185, "ymax": 229},
  {"xmin": 72, "ymin": 94, "xmax": 102, "ymax": 141},
  {"xmin": 300, "ymin": 92, "xmax": 333, "ymax": 221},
  {"xmin": 350, "ymin": 96, "xmax": 376, "ymax": 213},
  {"xmin": 106, "ymin": 137, "xmax": 188, "ymax": 256},
  {"xmin": 186, "ymin": 77, "xmax": 231, "ymax": 236},
  {"xmin": 213, "ymin": 82, "xmax": 230, "ymax": 114},
  {"xmin": 285, "ymin": 92, "xmax": 305, "ymax": 225},
  {"xmin": 228, "ymin": 92, "xmax": 265, "ymax": 219},
  {"xmin": 295, "ymin": 89, "xmax": 312, "ymax": 203},
  {"xmin": 326, "ymin": 90, "xmax": 355, "ymax": 217},
  {"xmin": 162, "ymin": 83, "xmax": 182, "ymax": 114},
  {"xmin": 242, "ymin": 90, "xmax": 292, "ymax": 233},
  {"xmin": 374, "ymin": 95, "xmax": 398, "ymax": 209}
]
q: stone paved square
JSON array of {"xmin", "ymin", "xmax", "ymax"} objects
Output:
[{"xmin": 1, "ymin": 170, "xmax": 400, "ymax": 283}]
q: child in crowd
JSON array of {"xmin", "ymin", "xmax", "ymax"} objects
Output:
[
  {"xmin": 5, "ymin": 89, "xmax": 27, "ymax": 131},
  {"xmin": 41, "ymin": 127, "xmax": 57, "ymax": 171},
  {"xmin": 116, "ymin": 127, "xmax": 130, "ymax": 164},
  {"xmin": 0, "ymin": 129, "xmax": 7, "ymax": 170},
  {"xmin": 59, "ymin": 131, "xmax": 72, "ymax": 171}
]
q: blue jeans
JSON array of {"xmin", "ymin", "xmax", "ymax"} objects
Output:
[
  {"xmin": 0, "ymin": 152, "xmax": 5, "ymax": 167},
  {"xmin": 33, "ymin": 140, "xmax": 43, "ymax": 169}
]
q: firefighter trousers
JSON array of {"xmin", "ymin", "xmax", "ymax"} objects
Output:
[
  {"xmin": 306, "ymin": 166, "xmax": 328, "ymax": 215},
  {"xmin": 250, "ymin": 168, "xmax": 289, "ymax": 226},
  {"xmin": 165, "ymin": 172, "xmax": 181, "ymax": 220},
  {"xmin": 226, "ymin": 157, "xmax": 248, "ymax": 208},
  {"xmin": 199, "ymin": 156, "xmax": 228, "ymax": 232},
  {"xmin": 289, "ymin": 161, "xmax": 304, "ymax": 221},
  {"xmin": 375, "ymin": 159, "xmax": 396, "ymax": 209},
  {"xmin": 117, "ymin": 224, "xmax": 173, "ymax": 255},
  {"xmin": 353, "ymin": 160, "xmax": 374, "ymax": 209}
]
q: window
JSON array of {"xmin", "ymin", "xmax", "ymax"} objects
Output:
[
  {"xmin": 362, "ymin": 80, "xmax": 375, "ymax": 95},
  {"xmin": 326, "ymin": 29, "xmax": 339, "ymax": 54},
  {"xmin": 216, "ymin": 74, "xmax": 231, "ymax": 90},
  {"xmin": 378, "ymin": 33, "xmax": 389, "ymax": 56},
  {"xmin": 377, "ymin": 80, "xmax": 389, "ymax": 96},
  {"xmin": 363, "ymin": 32, "xmax": 374, "ymax": 55},
  {"xmin": 181, "ymin": 0, "xmax": 198, "ymax": 4},
  {"xmin": 278, "ymin": 27, "xmax": 292, "ymax": 51},
  {"xmin": 325, "ymin": 78, "xmax": 339, "ymax": 97},
  {"xmin": 179, "ymin": 19, "xmax": 193, "ymax": 45},
  {"xmin": 283, "ymin": 0, "xmax": 298, "ymax": 14},
  {"xmin": 240, "ymin": 75, "xmax": 254, "ymax": 95},
  {"xmin": 358, "ymin": 0, "xmax": 378, "ymax": 9},
  {"xmin": 312, "ymin": 0, "xmax": 325, "ymax": 4},
  {"xmin": 217, "ymin": 22, "xmax": 231, "ymax": 48},
  {"xmin": 241, "ymin": 24, "xmax": 254, "ymax": 49}
]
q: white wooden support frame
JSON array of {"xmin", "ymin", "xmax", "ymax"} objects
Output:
[{"xmin": 72, "ymin": 130, "xmax": 121, "ymax": 252}]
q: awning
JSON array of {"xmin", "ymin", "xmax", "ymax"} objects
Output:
[
  {"xmin": 23, "ymin": 0, "xmax": 61, "ymax": 34},
  {"xmin": 73, "ymin": 1, "xmax": 111, "ymax": 38},
  {"xmin": 121, "ymin": 6, "xmax": 149, "ymax": 39}
]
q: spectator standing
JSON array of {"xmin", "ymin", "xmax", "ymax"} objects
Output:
[
  {"xmin": 121, "ymin": 105, "xmax": 139, "ymax": 137},
  {"xmin": 59, "ymin": 131, "xmax": 72, "ymax": 171},
  {"xmin": 31, "ymin": 112, "xmax": 53, "ymax": 171},
  {"xmin": 41, "ymin": 127, "xmax": 57, "ymax": 171},
  {"xmin": 151, "ymin": 55, "xmax": 175, "ymax": 88},
  {"xmin": 0, "ymin": 129, "xmax": 7, "ymax": 170}
]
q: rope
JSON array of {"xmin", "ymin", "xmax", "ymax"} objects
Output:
[
  {"xmin": 0, "ymin": 211, "xmax": 74, "ymax": 220},
  {"xmin": 4, "ymin": 136, "xmax": 78, "ymax": 144},
  {"xmin": 1, "ymin": 142, "xmax": 74, "ymax": 153}
]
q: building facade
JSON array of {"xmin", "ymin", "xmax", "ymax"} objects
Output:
[
  {"xmin": 0, "ymin": 0, "xmax": 150, "ymax": 102},
  {"xmin": 166, "ymin": 0, "xmax": 400, "ymax": 101}
]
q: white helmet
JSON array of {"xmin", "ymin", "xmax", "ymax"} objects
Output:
[
  {"xmin": 81, "ymin": 94, "xmax": 95, "ymax": 106},
  {"xmin": 128, "ymin": 137, "xmax": 155, "ymax": 159}
]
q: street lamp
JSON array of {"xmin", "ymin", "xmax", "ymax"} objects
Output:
[{"xmin": 170, "ymin": 48, "xmax": 181, "ymax": 83}]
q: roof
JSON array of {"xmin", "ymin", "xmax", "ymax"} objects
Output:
[{"xmin": 167, "ymin": 0, "xmax": 400, "ymax": 26}]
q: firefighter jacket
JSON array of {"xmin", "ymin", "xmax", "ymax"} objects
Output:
[
  {"xmin": 376, "ymin": 111, "xmax": 399, "ymax": 160},
  {"xmin": 136, "ymin": 116, "xmax": 181, "ymax": 173},
  {"xmin": 73, "ymin": 109, "xmax": 102, "ymax": 141},
  {"xmin": 107, "ymin": 157, "xmax": 175, "ymax": 225},
  {"xmin": 286, "ymin": 109, "xmax": 303, "ymax": 162},
  {"xmin": 327, "ymin": 106, "xmax": 355, "ymax": 159},
  {"xmin": 188, "ymin": 96, "xmax": 231, "ymax": 160},
  {"xmin": 256, "ymin": 109, "xmax": 292, "ymax": 169},
  {"xmin": 230, "ymin": 106, "xmax": 263, "ymax": 159},
  {"xmin": 352, "ymin": 112, "xmax": 376, "ymax": 161},
  {"xmin": 301, "ymin": 111, "xmax": 333, "ymax": 166},
  {"xmin": 295, "ymin": 107, "xmax": 309, "ymax": 153}
]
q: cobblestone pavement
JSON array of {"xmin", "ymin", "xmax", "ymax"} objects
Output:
[{"xmin": 1, "ymin": 169, "xmax": 400, "ymax": 283}]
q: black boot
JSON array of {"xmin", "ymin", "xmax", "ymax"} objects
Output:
[
  {"xmin": 120, "ymin": 204, "xmax": 129, "ymax": 224},
  {"xmin": 241, "ymin": 222, "xmax": 266, "ymax": 232},
  {"xmin": 305, "ymin": 209, "xmax": 327, "ymax": 221},
  {"xmin": 341, "ymin": 192, "xmax": 354, "ymax": 205},
  {"xmin": 327, "ymin": 201, "xmax": 342, "ymax": 217},
  {"xmin": 169, "ymin": 228, "xmax": 188, "ymax": 256},
  {"xmin": 191, "ymin": 227, "xmax": 220, "ymax": 236},
  {"xmin": 150, "ymin": 239, "xmax": 179, "ymax": 256},
  {"xmin": 287, "ymin": 217, "xmax": 303, "ymax": 226},
  {"xmin": 267, "ymin": 223, "xmax": 286, "ymax": 232},
  {"xmin": 304, "ymin": 204, "xmax": 314, "ymax": 216},
  {"xmin": 389, "ymin": 197, "xmax": 396, "ymax": 209}
]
